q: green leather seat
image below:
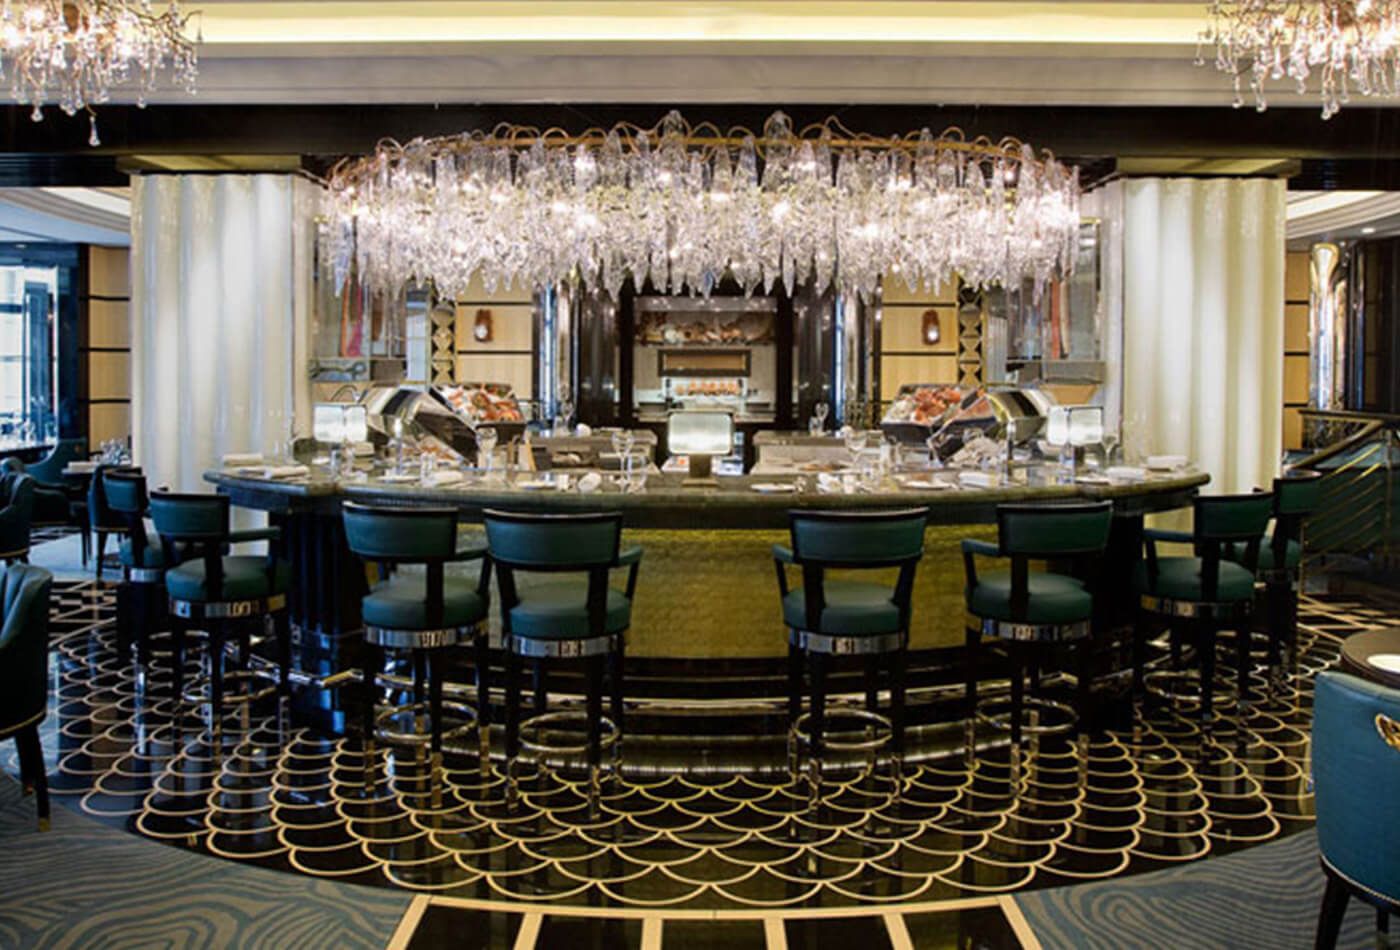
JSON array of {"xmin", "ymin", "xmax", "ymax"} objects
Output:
[
  {"xmin": 508, "ymin": 580, "xmax": 632, "ymax": 639},
  {"xmin": 363, "ymin": 574, "xmax": 487, "ymax": 630},
  {"xmin": 967, "ymin": 570, "xmax": 1094, "ymax": 625},
  {"xmin": 1133, "ymin": 556, "xmax": 1255, "ymax": 603},
  {"xmin": 119, "ymin": 528, "xmax": 172, "ymax": 569},
  {"xmin": 1226, "ymin": 536, "xmax": 1301, "ymax": 571},
  {"xmin": 165, "ymin": 555, "xmax": 291, "ymax": 603},
  {"xmin": 782, "ymin": 580, "xmax": 901, "ymax": 635}
]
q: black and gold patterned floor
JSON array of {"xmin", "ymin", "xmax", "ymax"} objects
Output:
[{"xmin": 13, "ymin": 579, "xmax": 1389, "ymax": 917}]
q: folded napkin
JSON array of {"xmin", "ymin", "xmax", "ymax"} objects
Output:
[
  {"xmin": 222, "ymin": 453, "xmax": 264, "ymax": 467},
  {"xmin": 1147, "ymin": 455, "xmax": 1187, "ymax": 470},
  {"xmin": 64, "ymin": 461, "xmax": 98, "ymax": 474},
  {"xmin": 263, "ymin": 465, "xmax": 310, "ymax": 480},
  {"xmin": 957, "ymin": 470, "xmax": 1000, "ymax": 489},
  {"xmin": 1106, "ymin": 466, "xmax": 1146, "ymax": 482},
  {"xmin": 817, "ymin": 472, "xmax": 843, "ymax": 494},
  {"xmin": 577, "ymin": 471, "xmax": 603, "ymax": 493},
  {"xmin": 424, "ymin": 469, "xmax": 465, "ymax": 487}
]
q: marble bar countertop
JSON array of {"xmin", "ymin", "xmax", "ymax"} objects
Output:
[{"xmin": 206, "ymin": 463, "xmax": 1210, "ymax": 530}]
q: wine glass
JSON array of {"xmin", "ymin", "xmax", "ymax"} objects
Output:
[
  {"xmin": 843, "ymin": 428, "xmax": 868, "ymax": 464},
  {"xmin": 814, "ymin": 401, "xmax": 830, "ymax": 434},
  {"xmin": 925, "ymin": 432, "xmax": 944, "ymax": 470},
  {"xmin": 477, "ymin": 427, "xmax": 498, "ymax": 477}
]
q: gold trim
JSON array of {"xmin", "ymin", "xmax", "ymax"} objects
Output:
[
  {"xmin": 0, "ymin": 708, "xmax": 44, "ymax": 739},
  {"xmin": 1377, "ymin": 713, "xmax": 1400, "ymax": 753}
]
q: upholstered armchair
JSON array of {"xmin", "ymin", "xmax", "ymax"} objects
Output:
[
  {"xmin": 26, "ymin": 439, "xmax": 86, "ymax": 487},
  {"xmin": 0, "ymin": 563, "xmax": 54, "ymax": 830},
  {"xmin": 1313, "ymin": 671, "xmax": 1400, "ymax": 948},
  {"xmin": 0, "ymin": 471, "xmax": 35, "ymax": 563}
]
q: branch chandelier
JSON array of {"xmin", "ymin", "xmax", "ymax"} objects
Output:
[
  {"xmin": 323, "ymin": 111, "xmax": 1082, "ymax": 303},
  {"xmin": 0, "ymin": 0, "xmax": 199, "ymax": 145},
  {"xmin": 1200, "ymin": 0, "xmax": 1400, "ymax": 117}
]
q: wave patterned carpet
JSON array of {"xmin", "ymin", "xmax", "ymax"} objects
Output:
[
  {"xmin": 1014, "ymin": 828, "xmax": 1378, "ymax": 950},
  {"xmin": 0, "ymin": 778, "xmax": 410, "ymax": 949}
]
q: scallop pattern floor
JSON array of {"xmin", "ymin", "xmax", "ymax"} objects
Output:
[{"xmin": 9, "ymin": 581, "xmax": 1387, "ymax": 912}]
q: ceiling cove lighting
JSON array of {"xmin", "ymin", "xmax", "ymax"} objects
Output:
[
  {"xmin": 323, "ymin": 110, "xmax": 1082, "ymax": 304},
  {"xmin": 0, "ymin": 0, "xmax": 200, "ymax": 144},
  {"xmin": 1200, "ymin": 0, "xmax": 1400, "ymax": 118}
]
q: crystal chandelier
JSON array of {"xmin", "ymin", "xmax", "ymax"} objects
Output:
[
  {"xmin": 1200, "ymin": 1, "xmax": 1400, "ymax": 118},
  {"xmin": 0, "ymin": 0, "xmax": 200, "ymax": 145},
  {"xmin": 323, "ymin": 111, "xmax": 1082, "ymax": 304}
]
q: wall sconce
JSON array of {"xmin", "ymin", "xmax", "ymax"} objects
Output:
[
  {"xmin": 922, "ymin": 309, "xmax": 942, "ymax": 345},
  {"xmin": 473, "ymin": 308, "xmax": 493, "ymax": 342}
]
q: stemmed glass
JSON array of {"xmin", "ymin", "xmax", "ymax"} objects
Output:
[
  {"xmin": 477, "ymin": 427, "xmax": 499, "ymax": 478},
  {"xmin": 843, "ymin": 428, "xmax": 868, "ymax": 465},
  {"xmin": 611, "ymin": 428, "xmax": 636, "ymax": 482},
  {"xmin": 925, "ymin": 432, "xmax": 945, "ymax": 470},
  {"xmin": 811, "ymin": 401, "xmax": 830, "ymax": 435}
]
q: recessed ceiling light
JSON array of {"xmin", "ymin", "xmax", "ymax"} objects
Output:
[{"xmin": 1362, "ymin": 226, "xmax": 1377, "ymax": 234}]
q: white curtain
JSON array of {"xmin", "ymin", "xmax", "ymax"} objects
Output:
[
  {"xmin": 1122, "ymin": 177, "xmax": 1285, "ymax": 495},
  {"xmin": 130, "ymin": 175, "xmax": 317, "ymax": 492}
]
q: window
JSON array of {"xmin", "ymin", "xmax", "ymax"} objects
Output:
[{"xmin": 0, "ymin": 263, "xmax": 59, "ymax": 448}]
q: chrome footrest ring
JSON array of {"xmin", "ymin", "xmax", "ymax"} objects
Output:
[
  {"xmin": 974, "ymin": 694, "xmax": 1076, "ymax": 736},
  {"xmin": 791, "ymin": 707, "xmax": 892, "ymax": 754},
  {"xmin": 374, "ymin": 700, "xmax": 478, "ymax": 747},
  {"xmin": 518, "ymin": 709, "xmax": 619, "ymax": 759},
  {"xmin": 1143, "ymin": 668, "xmax": 1236, "ymax": 706},
  {"xmin": 180, "ymin": 668, "xmax": 280, "ymax": 708}
]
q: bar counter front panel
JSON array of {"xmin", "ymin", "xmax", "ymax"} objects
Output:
[{"xmin": 209, "ymin": 468, "xmax": 1207, "ymax": 662}]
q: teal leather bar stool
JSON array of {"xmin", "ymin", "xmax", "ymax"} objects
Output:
[
  {"xmin": 1227, "ymin": 470, "xmax": 1323, "ymax": 694},
  {"xmin": 150, "ymin": 491, "xmax": 292, "ymax": 741},
  {"xmin": 961, "ymin": 501, "xmax": 1113, "ymax": 782},
  {"xmin": 1312, "ymin": 671, "xmax": 1399, "ymax": 949},
  {"xmin": 104, "ymin": 469, "xmax": 180, "ymax": 679},
  {"xmin": 774, "ymin": 507, "xmax": 927, "ymax": 800},
  {"xmin": 343, "ymin": 503, "xmax": 491, "ymax": 775},
  {"xmin": 89, "ymin": 465, "xmax": 128, "ymax": 581},
  {"xmin": 1132, "ymin": 492, "xmax": 1273, "ymax": 737},
  {"xmin": 0, "ymin": 563, "xmax": 53, "ymax": 830},
  {"xmin": 484, "ymin": 509, "xmax": 640, "ymax": 807},
  {"xmin": 0, "ymin": 470, "xmax": 34, "ymax": 564}
]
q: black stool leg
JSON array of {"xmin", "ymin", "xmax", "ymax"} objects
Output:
[
  {"xmin": 808, "ymin": 651, "xmax": 828, "ymax": 809},
  {"xmin": 890, "ymin": 643, "xmax": 907, "ymax": 790},
  {"xmin": 608, "ymin": 637, "xmax": 625, "ymax": 739},
  {"xmin": 94, "ymin": 531, "xmax": 107, "ymax": 582},
  {"xmin": 585, "ymin": 653, "xmax": 604, "ymax": 809},
  {"xmin": 209, "ymin": 624, "xmax": 226, "ymax": 748},
  {"xmin": 1314, "ymin": 871, "xmax": 1349, "ymax": 950},
  {"xmin": 428, "ymin": 651, "xmax": 444, "ymax": 761},
  {"xmin": 170, "ymin": 615, "xmax": 187, "ymax": 721},
  {"xmin": 787, "ymin": 641, "xmax": 803, "ymax": 781},
  {"xmin": 1199, "ymin": 623, "xmax": 1218, "ymax": 744},
  {"xmin": 14, "ymin": 730, "xmax": 32, "ymax": 794},
  {"xmin": 362, "ymin": 640, "xmax": 379, "ymax": 786},
  {"xmin": 274, "ymin": 610, "xmax": 292, "ymax": 701},
  {"xmin": 533, "ymin": 660, "xmax": 548, "ymax": 718},
  {"xmin": 476, "ymin": 630, "xmax": 491, "ymax": 771},
  {"xmin": 504, "ymin": 646, "xmax": 521, "ymax": 803},
  {"xmin": 1236, "ymin": 621, "xmax": 1253, "ymax": 723},
  {"xmin": 1009, "ymin": 652, "xmax": 1025, "ymax": 797},
  {"xmin": 965, "ymin": 625, "xmax": 981, "ymax": 769},
  {"xmin": 17, "ymin": 727, "xmax": 49, "ymax": 830}
]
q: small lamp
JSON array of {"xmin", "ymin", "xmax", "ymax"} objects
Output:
[{"xmin": 667, "ymin": 410, "xmax": 734, "ymax": 487}]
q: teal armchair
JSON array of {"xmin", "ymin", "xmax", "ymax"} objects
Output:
[
  {"xmin": 26, "ymin": 439, "xmax": 86, "ymax": 486},
  {"xmin": 0, "ymin": 471, "xmax": 35, "ymax": 563},
  {"xmin": 0, "ymin": 563, "xmax": 55, "ymax": 829}
]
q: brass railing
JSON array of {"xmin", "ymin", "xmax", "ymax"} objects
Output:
[{"xmin": 1298, "ymin": 410, "xmax": 1398, "ymax": 568}]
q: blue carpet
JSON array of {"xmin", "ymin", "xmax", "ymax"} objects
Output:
[
  {"xmin": 1015, "ymin": 830, "xmax": 1379, "ymax": 950},
  {"xmin": 0, "ymin": 776, "xmax": 411, "ymax": 949}
]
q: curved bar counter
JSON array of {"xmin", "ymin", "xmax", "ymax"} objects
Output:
[{"xmin": 208, "ymin": 466, "xmax": 1208, "ymax": 663}]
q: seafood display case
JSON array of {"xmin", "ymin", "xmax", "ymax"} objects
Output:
[
  {"xmin": 881, "ymin": 383, "xmax": 1056, "ymax": 460},
  {"xmin": 361, "ymin": 382, "xmax": 526, "ymax": 463}
]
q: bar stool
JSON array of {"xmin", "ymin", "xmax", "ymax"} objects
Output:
[
  {"xmin": 103, "ymin": 468, "xmax": 166, "ymax": 672},
  {"xmin": 1227, "ymin": 470, "xmax": 1323, "ymax": 696},
  {"xmin": 89, "ymin": 465, "xmax": 127, "ymax": 581},
  {"xmin": 484, "ymin": 509, "xmax": 640, "ymax": 809},
  {"xmin": 150, "ymin": 491, "xmax": 293, "ymax": 741},
  {"xmin": 1131, "ymin": 492, "xmax": 1273, "ymax": 738},
  {"xmin": 773, "ymin": 507, "xmax": 927, "ymax": 803},
  {"xmin": 342, "ymin": 503, "xmax": 491, "ymax": 779},
  {"xmin": 961, "ymin": 501, "xmax": 1113, "ymax": 788}
]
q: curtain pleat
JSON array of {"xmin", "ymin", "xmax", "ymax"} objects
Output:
[
  {"xmin": 131, "ymin": 175, "xmax": 314, "ymax": 493},
  {"xmin": 1123, "ymin": 177, "xmax": 1285, "ymax": 495}
]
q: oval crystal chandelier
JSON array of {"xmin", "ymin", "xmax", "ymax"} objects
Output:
[
  {"xmin": 1200, "ymin": 0, "xmax": 1400, "ymax": 118},
  {"xmin": 323, "ymin": 111, "xmax": 1082, "ymax": 303},
  {"xmin": 0, "ymin": 0, "xmax": 200, "ymax": 145}
]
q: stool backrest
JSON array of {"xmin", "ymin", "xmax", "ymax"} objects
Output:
[
  {"xmin": 786, "ymin": 507, "xmax": 928, "ymax": 633},
  {"xmin": 1275, "ymin": 469, "xmax": 1323, "ymax": 517},
  {"xmin": 343, "ymin": 503, "xmax": 458, "ymax": 563},
  {"xmin": 0, "ymin": 564, "xmax": 52, "ymax": 732},
  {"xmin": 149, "ymin": 491, "xmax": 229, "ymax": 542},
  {"xmin": 484, "ymin": 510, "xmax": 624, "ymax": 640},
  {"xmin": 1313, "ymin": 671, "xmax": 1400, "ymax": 905},
  {"xmin": 1194, "ymin": 492, "xmax": 1274, "ymax": 542},
  {"xmin": 103, "ymin": 469, "xmax": 150, "ymax": 564},
  {"xmin": 87, "ymin": 463, "xmax": 131, "ymax": 531},
  {"xmin": 996, "ymin": 502, "xmax": 1113, "ymax": 558},
  {"xmin": 28, "ymin": 439, "xmax": 86, "ymax": 484}
]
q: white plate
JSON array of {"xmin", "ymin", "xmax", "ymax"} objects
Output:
[
  {"xmin": 515, "ymin": 479, "xmax": 555, "ymax": 490},
  {"xmin": 377, "ymin": 473, "xmax": 419, "ymax": 483},
  {"xmin": 751, "ymin": 483, "xmax": 798, "ymax": 493},
  {"xmin": 1076, "ymin": 475, "xmax": 1112, "ymax": 485},
  {"xmin": 1368, "ymin": 653, "xmax": 1400, "ymax": 674},
  {"xmin": 900, "ymin": 479, "xmax": 952, "ymax": 491}
]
